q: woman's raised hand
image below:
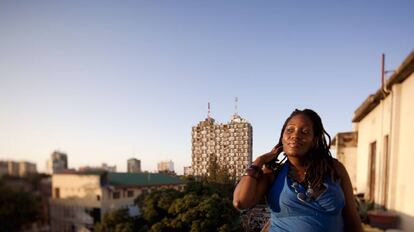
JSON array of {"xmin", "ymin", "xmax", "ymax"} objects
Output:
[{"xmin": 254, "ymin": 144, "xmax": 284, "ymax": 167}]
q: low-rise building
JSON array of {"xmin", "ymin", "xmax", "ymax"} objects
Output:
[
  {"xmin": 50, "ymin": 171, "xmax": 185, "ymax": 231},
  {"xmin": 336, "ymin": 50, "xmax": 414, "ymax": 230},
  {"xmin": 78, "ymin": 163, "xmax": 116, "ymax": 172},
  {"xmin": 0, "ymin": 160, "xmax": 37, "ymax": 177},
  {"xmin": 331, "ymin": 132, "xmax": 358, "ymax": 191},
  {"xmin": 19, "ymin": 161, "xmax": 37, "ymax": 177}
]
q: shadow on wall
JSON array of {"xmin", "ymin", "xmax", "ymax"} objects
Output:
[{"xmin": 355, "ymin": 195, "xmax": 414, "ymax": 231}]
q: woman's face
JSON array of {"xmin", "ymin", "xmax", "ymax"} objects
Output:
[{"xmin": 282, "ymin": 114, "xmax": 315, "ymax": 157}]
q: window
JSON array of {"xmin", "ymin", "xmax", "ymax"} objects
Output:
[
  {"xmin": 97, "ymin": 195, "xmax": 100, "ymax": 201},
  {"xmin": 127, "ymin": 190, "xmax": 134, "ymax": 197},
  {"xmin": 54, "ymin": 188, "xmax": 60, "ymax": 199},
  {"xmin": 368, "ymin": 141, "xmax": 377, "ymax": 201},
  {"xmin": 113, "ymin": 191, "xmax": 121, "ymax": 199}
]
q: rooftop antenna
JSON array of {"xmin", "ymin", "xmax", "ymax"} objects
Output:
[
  {"xmin": 381, "ymin": 53, "xmax": 389, "ymax": 94},
  {"xmin": 207, "ymin": 102, "xmax": 211, "ymax": 118},
  {"xmin": 381, "ymin": 53, "xmax": 395, "ymax": 95},
  {"xmin": 234, "ymin": 97, "xmax": 239, "ymax": 116}
]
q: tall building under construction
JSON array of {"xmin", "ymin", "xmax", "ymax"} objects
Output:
[{"xmin": 191, "ymin": 101, "xmax": 252, "ymax": 179}]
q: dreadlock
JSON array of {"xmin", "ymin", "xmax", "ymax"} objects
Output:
[{"xmin": 277, "ymin": 109, "xmax": 338, "ymax": 189}]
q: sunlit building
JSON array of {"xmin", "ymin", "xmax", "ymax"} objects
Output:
[
  {"xmin": 127, "ymin": 158, "xmax": 141, "ymax": 173},
  {"xmin": 50, "ymin": 171, "xmax": 185, "ymax": 231},
  {"xmin": 331, "ymin": 132, "xmax": 358, "ymax": 190},
  {"xmin": 47, "ymin": 151, "xmax": 68, "ymax": 174},
  {"xmin": 157, "ymin": 160, "xmax": 174, "ymax": 173},
  {"xmin": 183, "ymin": 166, "xmax": 193, "ymax": 176},
  {"xmin": 0, "ymin": 160, "xmax": 37, "ymax": 177},
  {"xmin": 18, "ymin": 161, "xmax": 37, "ymax": 177},
  {"xmin": 191, "ymin": 109, "xmax": 253, "ymax": 179},
  {"xmin": 335, "ymin": 51, "xmax": 414, "ymax": 230}
]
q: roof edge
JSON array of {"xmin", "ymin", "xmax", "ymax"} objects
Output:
[{"xmin": 352, "ymin": 50, "xmax": 414, "ymax": 122}]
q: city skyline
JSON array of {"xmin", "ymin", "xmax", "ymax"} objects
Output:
[{"xmin": 1, "ymin": 1, "xmax": 414, "ymax": 174}]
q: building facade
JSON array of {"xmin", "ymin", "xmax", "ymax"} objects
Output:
[
  {"xmin": 331, "ymin": 132, "xmax": 358, "ymax": 190},
  {"xmin": 343, "ymin": 51, "xmax": 414, "ymax": 230},
  {"xmin": 127, "ymin": 158, "xmax": 141, "ymax": 173},
  {"xmin": 183, "ymin": 166, "xmax": 193, "ymax": 176},
  {"xmin": 191, "ymin": 113, "xmax": 253, "ymax": 179},
  {"xmin": 18, "ymin": 161, "xmax": 37, "ymax": 177},
  {"xmin": 47, "ymin": 151, "xmax": 68, "ymax": 174},
  {"xmin": 0, "ymin": 160, "xmax": 37, "ymax": 177},
  {"xmin": 157, "ymin": 160, "xmax": 174, "ymax": 173},
  {"xmin": 50, "ymin": 171, "xmax": 185, "ymax": 232},
  {"xmin": 78, "ymin": 163, "xmax": 116, "ymax": 172}
]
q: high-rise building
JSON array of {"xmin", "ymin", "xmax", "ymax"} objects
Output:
[
  {"xmin": 157, "ymin": 160, "xmax": 174, "ymax": 173},
  {"xmin": 47, "ymin": 151, "xmax": 68, "ymax": 174},
  {"xmin": 191, "ymin": 108, "xmax": 253, "ymax": 179},
  {"xmin": 127, "ymin": 158, "xmax": 141, "ymax": 173}
]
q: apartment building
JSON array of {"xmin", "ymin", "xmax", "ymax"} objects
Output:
[
  {"xmin": 50, "ymin": 171, "xmax": 185, "ymax": 231},
  {"xmin": 191, "ymin": 113, "xmax": 253, "ymax": 179},
  {"xmin": 0, "ymin": 160, "xmax": 37, "ymax": 177}
]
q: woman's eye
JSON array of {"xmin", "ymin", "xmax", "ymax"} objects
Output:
[
  {"xmin": 302, "ymin": 129, "xmax": 310, "ymax": 135},
  {"xmin": 286, "ymin": 128, "xmax": 294, "ymax": 133}
]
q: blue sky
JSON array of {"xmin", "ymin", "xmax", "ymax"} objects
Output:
[{"xmin": 1, "ymin": 0, "xmax": 413, "ymax": 174}]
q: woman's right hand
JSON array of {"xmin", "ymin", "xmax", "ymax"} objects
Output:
[{"xmin": 253, "ymin": 143, "xmax": 284, "ymax": 167}]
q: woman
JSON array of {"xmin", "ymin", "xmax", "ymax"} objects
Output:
[{"xmin": 233, "ymin": 109, "xmax": 363, "ymax": 232}]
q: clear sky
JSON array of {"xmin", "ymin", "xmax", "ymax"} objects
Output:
[{"xmin": 1, "ymin": 0, "xmax": 413, "ymax": 174}]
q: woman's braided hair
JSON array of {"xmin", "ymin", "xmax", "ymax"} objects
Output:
[{"xmin": 277, "ymin": 109, "xmax": 338, "ymax": 189}]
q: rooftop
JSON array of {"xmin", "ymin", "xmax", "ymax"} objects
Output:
[
  {"xmin": 352, "ymin": 50, "xmax": 414, "ymax": 122},
  {"xmin": 107, "ymin": 172, "xmax": 184, "ymax": 187}
]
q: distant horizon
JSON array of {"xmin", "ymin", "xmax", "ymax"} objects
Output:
[{"xmin": 0, "ymin": 132, "xmax": 339, "ymax": 174}]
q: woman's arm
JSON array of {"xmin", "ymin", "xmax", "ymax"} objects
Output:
[
  {"xmin": 334, "ymin": 160, "xmax": 363, "ymax": 232},
  {"xmin": 233, "ymin": 145, "xmax": 282, "ymax": 210}
]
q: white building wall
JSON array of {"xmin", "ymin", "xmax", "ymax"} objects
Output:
[
  {"xmin": 52, "ymin": 174, "xmax": 102, "ymax": 204},
  {"xmin": 355, "ymin": 92, "xmax": 392, "ymax": 203},
  {"xmin": 51, "ymin": 174, "xmax": 102, "ymax": 232},
  {"xmin": 337, "ymin": 146, "xmax": 357, "ymax": 189},
  {"xmin": 391, "ymin": 72, "xmax": 414, "ymax": 229},
  {"xmin": 355, "ymin": 71, "xmax": 414, "ymax": 231}
]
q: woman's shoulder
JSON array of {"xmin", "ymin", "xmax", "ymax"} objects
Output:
[{"xmin": 331, "ymin": 158, "xmax": 348, "ymax": 180}]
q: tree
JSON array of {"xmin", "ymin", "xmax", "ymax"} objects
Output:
[
  {"xmin": 206, "ymin": 155, "xmax": 236, "ymax": 198},
  {"xmin": 0, "ymin": 183, "xmax": 40, "ymax": 232},
  {"xmin": 134, "ymin": 180, "xmax": 242, "ymax": 232},
  {"xmin": 94, "ymin": 208, "xmax": 147, "ymax": 232},
  {"xmin": 135, "ymin": 189, "xmax": 183, "ymax": 225}
]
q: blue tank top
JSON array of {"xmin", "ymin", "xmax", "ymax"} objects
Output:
[{"xmin": 266, "ymin": 163, "xmax": 345, "ymax": 232}]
